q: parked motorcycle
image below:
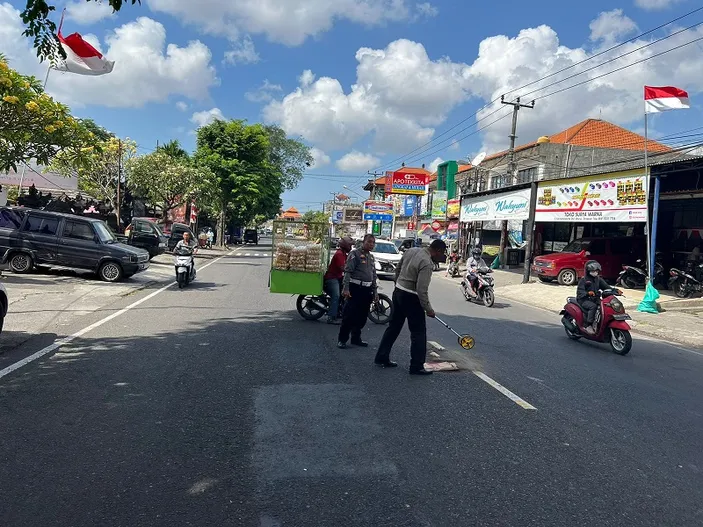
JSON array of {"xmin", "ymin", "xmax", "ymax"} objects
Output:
[
  {"xmin": 668, "ymin": 262, "xmax": 703, "ymax": 298},
  {"xmin": 296, "ymin": 291, "xmax": 393, "ymax": 324},
  {"xmin": 560, "ymin": 288, "xmax": 632, "ymax": 355},
  {"xmin": 173, "ymin": 246, "xmax": 196, "ymax": 288},
  {"xmin": 617, "ymin": 258, "xmax": 664, "ymax": 289},
  {"xmin": 460, "ymin": 266, "xmax": 495, "ymax": 307}
]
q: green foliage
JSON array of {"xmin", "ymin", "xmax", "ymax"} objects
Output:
[
  {"xmin": 264, "ymin": 125, "xmax": 313, "ymax": 191},
  {"xmin": 301, "ymin": 210, "xmax": 330, "ymax": 242},
  {"xmin": 157, "ymin": 139, "xmax": 190, "ymax": 161},
  {"xmin": 126, "ymin": 151, "xmax": 215, "ymax": 217},
  {"xmin": 21, "ymin": 0, "xmax": 141, "ymax": 62},
  {"xmin": 0, "ymin": 54, "xmax": 96, "ymax": 171}
]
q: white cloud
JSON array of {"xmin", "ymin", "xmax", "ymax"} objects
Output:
[
  {"xmin": 224, "ymin": 36, "xmax": 260, "ymax": 64},
  {"xmin": 146, "ymin": 0, "xmax": 437, "ymax": 46},
  {"xmin": 634, "ymin": 0, "xmax": 684, "ymax": 10},
  {"xmin": 263, "ymin": 39, "xmax": 471, "ymax": 152},
  {"xmin": 66, "ymin": 0, "xmax": 114, "ymax": 25},
  {"xmin": 0, "ymin": 5, "xmax": 219, "ymax": 108},
  {"xmin": 449, "ymin": 139, "xmax": 460, "ymax": 151},
  {"xmin": 309, "ymin": 147, "xmax": 331, "ymax": 168},
  {"xmin": 428, "ymin": 157, "xmax": 444, "ymax": 173},
  {"xmin": 465, "ymin": 21, "xmax": 703, "ymax": 153},
  {"xmin": 191, "ymin": 108, "xmax": 226, "ymax": 127},
  {"xmin": 336, "ymin": 151, "xmax": 381, "ymax": 172},
  {"xmin": 176, "ymin": 101, "xmax": 189, "ymax": 111},
  {"xmin": 589, "ymin": 9, "xmax": 637, "ymax": 43},
  {"xmin": 245, "ymin": 79, "xmax": 283, "ymax": 102}
]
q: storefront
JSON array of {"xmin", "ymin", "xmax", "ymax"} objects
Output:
[{"xmin": 533, "ymin": 169, "xmax": 648, "ymax": 256}]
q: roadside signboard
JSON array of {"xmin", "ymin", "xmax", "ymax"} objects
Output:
[
  {"xmin": 342, "ymin": 207, "xmax": 363, "ymax": 223},
  {"xmin": 460, "ymin": 188, "xmax": 530, "ymax": 222},
  {"xmin": 431, "ymin": 190, "xmax": 448, "ymax": 219},
  {"xmin": 390, "ymin": 170, "xmax": 429, "ymax": 195},
  {"xmin": 363, "ymin": 200, "xmax": 393, "ymax": 221}
]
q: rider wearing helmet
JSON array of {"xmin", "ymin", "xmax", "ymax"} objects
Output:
[
  {"xmin": 466, "ymin": 247, "xmax": 486, "ymax": 297},
  {"xmin": 577, "ymin": 260, "xmax": 611, "ymax": 334}
]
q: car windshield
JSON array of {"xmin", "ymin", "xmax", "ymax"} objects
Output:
[
  {"xmin": 151, "ymin": 222, "xmax": 165, "ymax": 236},
  {"xmin": 393, "ymin": 239, "xmax": 403, "ymax": 248},
  {"xmin": 94, "ymin": 222, "xmax": 116, "ymax": 243},
  {"xmin": 561, "ymin": 239, "xmax": 590, "ymax": 253},
  {"xmin": 373, "ymin": 242, "xmax": 399, "ymax": 254}
]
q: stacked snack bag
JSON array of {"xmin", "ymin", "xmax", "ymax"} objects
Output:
[
  {"xmin": 289, "ymin": 246, "xmax": 308, "ymax": 271},
  {"xmin": 273, "ymin": 242, "xmax": 294, "ymax": 270},
  {"xmin": 305, "ymin": 243, "xmax": 322, "ymax": 272}
]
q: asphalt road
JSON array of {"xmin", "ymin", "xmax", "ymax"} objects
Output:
[{"xmin": 1, "ymin": 238, "xmax": 701, "ymax": 527}]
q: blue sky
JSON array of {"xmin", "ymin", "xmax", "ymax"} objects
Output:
[{"xmin": 2, "ymin": 0, "xmax": 702, "ymax": 212}]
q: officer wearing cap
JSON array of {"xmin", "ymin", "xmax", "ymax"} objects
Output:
[{"xmin": 338, "ymin": 234, "xmax": 378, "ymax": 349}]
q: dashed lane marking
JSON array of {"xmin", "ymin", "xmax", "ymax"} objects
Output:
[{"xmin": 472, "ymin": 371, "xmax": 537, "ymax": 410}]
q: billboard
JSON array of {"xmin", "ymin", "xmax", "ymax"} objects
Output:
[
  {"xmin": 403, "ymin": 196, "xmax": 416, "ymax": 216},
  {"xmin": 431, "ymin": 190, "xmax": 448, "ymax": 219},
  {"xmin": 363, "ymin": 200, "xmax": 393, "ymax": 221},
  {"xmin": 447, "ymin": 199, "xmax": 460, "ymax": 218},
  {"xmin": 332, "ymin": 210, "xmax": 344, "ymax": 224},
  {"xmin": 460, "ymin": 188, "xmax": 531, "ymax": 222},
  {"xmin": 390, "ymin": 170, "xmax": 429, "ymax": 195},
  {"xmin": 534, "ymin": 170, "xmax": 648, "ymax": 223},
  {"xmin": 342, "ymin": 207, "xmax": 363, "ymax": 223}
]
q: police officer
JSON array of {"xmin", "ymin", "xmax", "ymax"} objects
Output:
[{"xmin": 338, "ymin": 234, "xmax": 378, "ymax": 349}]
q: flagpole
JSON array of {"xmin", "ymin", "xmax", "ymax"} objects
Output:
[
  {"xmin": 20, "ymin": 8, "xmax": 66, "ymax": 197},
  {"xmin": 643, "ymin": 101, "xmax": 652, "ymax": 283}
]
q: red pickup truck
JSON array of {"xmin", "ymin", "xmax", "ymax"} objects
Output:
[{"xmin": 532, "ymin": 236, "xmax": 646, "ymax": 286}]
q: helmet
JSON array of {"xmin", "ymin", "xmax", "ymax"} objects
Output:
[
  {"xmin": 471, "ymin": 248, "xmax": 482, "ymax": 258},
  {"xmin": 585, "ymin": 260, "xmax": 602, "ymax": 273}
]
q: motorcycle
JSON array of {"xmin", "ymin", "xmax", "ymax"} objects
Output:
[
  {"xmin": 617, "ymin": 258, "xmax": 664, "ymax": 289},
  {"xmin": 560, "ymin": 288, "xmax": 632, "ymax": 355},
  {"xmin": 460, "ymin": 266, "xmax": 495, "ymax": 307},
  {"xmin": 446, "ymin": 254, "xmax": 460, "ymax": 278},
  {"xmin": 173, "ymin": 246, "xmax": 196, "ymax": 288},
  {"xmin": 296, "ymin": 291, "xmax": 394, "ymax": 324},
  {"xmin": 668, "ymin": 261, "xmax": 703, "ymax": 298}
]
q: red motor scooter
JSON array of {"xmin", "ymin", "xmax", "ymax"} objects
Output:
[{"xmin": 559, "ymin": 288, "xmax": 633, "ymax": 355}]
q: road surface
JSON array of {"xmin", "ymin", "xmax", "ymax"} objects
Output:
[{"xmin": 1, "ymin": 239, "xmax": 701, "ymax": 526}]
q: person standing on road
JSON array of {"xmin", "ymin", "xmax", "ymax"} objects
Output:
[
  {"xmin": 374, "ymin": 239, "xmax": 447, "ymax": 375},
  {"xmin": 324, "ymin": 236, "xmax": 354, "ymax": 325},
  {"xmin": 338, "ymin": 234, "xmax": 377, "ymax": 349}
]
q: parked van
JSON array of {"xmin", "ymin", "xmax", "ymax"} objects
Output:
[
  {"xmin": 0, "ymin": 207, "xmax": 150, "ymax": 282},
  {"xmin": 532, "ymin": 236, "xmax": 646, "ymax": 286}
]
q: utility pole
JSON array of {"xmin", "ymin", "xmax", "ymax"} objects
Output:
[
  {"xmin": 117, "ymin": 138, "xmax": 122, "ymax": 232},
  {"xmin": 498, "ymin": 95, "xmax": 534, "ymax": 268}
]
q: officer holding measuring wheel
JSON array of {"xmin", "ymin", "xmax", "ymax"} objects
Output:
[{"xmin": 338, "ymin": 234, "xmax": 378, "ymax": 349}]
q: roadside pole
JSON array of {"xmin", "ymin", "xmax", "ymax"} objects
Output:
[
  {"xmin": 522, "ymin": 181, "xmax": 538, "ymax": 283},
  {"xmin": 499, "ymin": 96, "xmax": 534, "ymax": 268},
  {"xmin": 117, "ymin": 139, "xmax": 122, "ymax": 232}
]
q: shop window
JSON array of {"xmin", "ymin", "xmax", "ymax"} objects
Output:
[{"xmin": 517, "ymin": 167, "xmax": 537, "ymax": 184}]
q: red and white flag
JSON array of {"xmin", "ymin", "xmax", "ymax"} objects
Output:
[
  {"xmin": 53, "ymin": 31, "xmax": 114, "ymax": 76},
  {"xmin": 644, "ymin": 86, "xmax": 690, "ymax": 114},
  {"xmin": 190, "ymin": 203, "xmax": 198, "ymax": 224}
]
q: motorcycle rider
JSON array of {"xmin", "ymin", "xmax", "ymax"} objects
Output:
[
  {"xmin": 174, "ymin": 231, "xmax": 198, "ymax": 269},
  {"xmin": 445, "ymin": 247, "xmax": 460, "ymax": 277},
  {"xmin": 323, "ymin": 236, "xmax": 353, "ymax": 325},
  {"xmin": 577, "ymin": 260, "xmax": 611, "ymax": 335},
  {"xmin": 465, "ymin": 247, "xmax": 486, "ymax": 297}
]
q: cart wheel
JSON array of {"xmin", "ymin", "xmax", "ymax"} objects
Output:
[{"xmin": 459, "ymin": 335, "xmax": 475, "ymax": 350}]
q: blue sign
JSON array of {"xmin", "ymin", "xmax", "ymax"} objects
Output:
[
  {"xmin": 363, "ymin": 213, "xmax": 393, "ymax": 221},
  {"xmin": 403, "ymin": 196, "xmax": 416, "ymax": 216},
  {"xmin": 332, "ymin": 210, "xmax": 344, "ymax": 224}
]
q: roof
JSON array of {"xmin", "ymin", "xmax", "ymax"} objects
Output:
[{"xmin": 468, "ymin": 119, "xmax": 671, "ymax": 168}]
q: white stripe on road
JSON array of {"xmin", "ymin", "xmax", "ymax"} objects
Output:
[
  {"xmin": 245, "ymin": 253, "xmax": 251, "ymax": 256},
  {"xmin": 0, "ymin": 249, "xmax": 237, "ymax": 381},
  {"xmin": 472, "ymin": 371, "xmax": 537, "ymax": 410}
]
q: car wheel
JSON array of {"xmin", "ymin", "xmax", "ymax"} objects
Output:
[
  {"xmin": 99, "ymin": 261, "xmax": 123, "ymax": 282},
  {"xmin": 558, "ymin": 268, "xmax": 578, "ymax": 286},
  {"xmin": 9, "ymin": 252, "xmax": 33, "ymax": 274}
]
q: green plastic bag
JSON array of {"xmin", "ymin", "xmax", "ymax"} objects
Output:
[
  {"xmin": 636, "ymin": 281, "xmax": 660, "ymax": 314},
  {"xmin": 490, "ymin": 254, "xmax": 501, "ymax": 269}
]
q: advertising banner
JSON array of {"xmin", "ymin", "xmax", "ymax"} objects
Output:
[
  {"xmin": 384, "ymin": 171, "xmax": 394, "ymax": 196},
  {"xmin": 534, "ymin": 170, "xmax": 648, "ymax": 223},
  {"xmin": 447, "ymin": 198, "xmax": 460, "ymax": 218},
  {"xmin": 342, "ymin": 207, "xmax": 363, "ymax": 223},
  {"xmin": 460, "ymin": 188, "xmax": 531, "ymax": 223},
  {"xmin": 431, "ymin": 190, "xmax": 448, "ymax": 219},
  {"xmin": 403, "ymin": 196, "xmax": 416, "ymax": 216},
  {"xmin": 332, "ymin": 210, "xmax": 344, "ymax": 224},
  {"xmin": 390, "ymin": 170, "xmax": 429, "ymax": 195},
  {"xmin": 363, "ymin": 200, "xmax": 393, "ymax": 221}
]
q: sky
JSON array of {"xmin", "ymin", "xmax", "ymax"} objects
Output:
[{"xmin": 2, "ymin": 0, "xmax": 703, "ymax": 212}]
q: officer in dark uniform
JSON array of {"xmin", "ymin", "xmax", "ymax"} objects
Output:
[{"xmin": 338, "ymin": 234, "xmax": 378, "ymax": 349}]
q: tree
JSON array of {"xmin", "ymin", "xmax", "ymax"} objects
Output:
[
  {"xmin": 264, "ymin": 125, "xmax": 313, "ymax": 190},
  {"xmin": 0, "ymin": 54, "xmax": 94, "ymax": 171},
  {"xmin": 126, "ymin": 151, "xmax": 215, "ymax": 218},
  {"xmin": 51, "ymin": 136, "xmax": 136, "ymax": 204},
  {"xmin": 301, "ymin": 210, "xmax": 331, "ymax": 242},
  {"xmin": 22, "ymin": 0, "xmax": 141, "ymax": 61},
  {"xmin": 157, "ymin": 139, "xmax": 190, "ymax": 161}
]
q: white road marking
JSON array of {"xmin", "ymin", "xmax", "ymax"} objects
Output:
[
  {"xmin": 245, "ymin": 253, "xmax": 251, "ymax": 256},
  {"xmin": 0, "ymin": 249, "xmax": 236, "ymax": 380},
  {"xmin": 472, "ymin": 371, "xmax": 537, "ymax": 410}
]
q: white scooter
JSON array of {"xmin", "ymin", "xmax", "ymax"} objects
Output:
[{"xmin": 173, "ymin": 246, "xmax": 196, "ymax": 288}]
